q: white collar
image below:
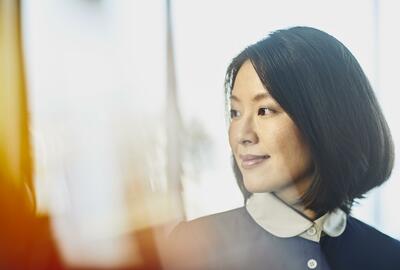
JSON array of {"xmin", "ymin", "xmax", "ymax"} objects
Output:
[{"xmin": 246, "ymin": 192, "xmax": 347, "ymax": 242}]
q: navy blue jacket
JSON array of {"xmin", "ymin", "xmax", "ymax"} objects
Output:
[{"xmin": 168, "ymin": 207, "xmax": 400, "ymax": 269}]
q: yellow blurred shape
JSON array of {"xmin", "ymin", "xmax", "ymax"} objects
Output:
[{"xmin": 0, "ymin": 0, "xmax": 33, "ymax": 206}]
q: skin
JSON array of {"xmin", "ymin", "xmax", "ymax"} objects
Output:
[{"xmin": 228, "ymin": 60, "xmax": 316, "ymax": 219}]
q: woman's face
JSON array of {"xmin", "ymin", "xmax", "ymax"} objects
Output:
[{"xmin": 228, "ymin": 60, "xmax": 314, "ymax": 203}]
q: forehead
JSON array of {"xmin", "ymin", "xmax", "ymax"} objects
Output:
[{"xmin": 231, "ymin": 60, "xmax": 271, "ymax": 100}]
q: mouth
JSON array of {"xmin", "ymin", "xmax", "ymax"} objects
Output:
[{"xmin": 239, "ymin": 154, "xmax": 270, "ymax": 169}]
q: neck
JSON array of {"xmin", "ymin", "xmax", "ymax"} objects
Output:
[{"xmin": 273, "ymin": 177, "xmax": 317, "ymax": 220}]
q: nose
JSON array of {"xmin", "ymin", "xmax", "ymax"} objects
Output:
[{"xmin": 237, "ymin": 116, "xmax": 259, "ymax": 146}]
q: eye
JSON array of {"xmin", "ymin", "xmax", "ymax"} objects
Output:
[
  {"xmin": 230, "ymin": 109, "xmax": 241, "ymax": 119},
  {"xmin": 258, "ymin": 107, "xmax": 274, "ymax": 116}
]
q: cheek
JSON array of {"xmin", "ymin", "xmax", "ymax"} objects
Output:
[
  {"xmin": 228, "ymin": 124, "xmax": 237, "ymax": 151},
  {"xmin": 268, "ymin": 121, "xmax": 312, "ymax": 173}
]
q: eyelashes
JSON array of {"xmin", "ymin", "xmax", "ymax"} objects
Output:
[
  {"xmin": 230, "ymin": 109, "xmax": 241, "ymax": 119},
  {"xmin": 258, "ymin": 107, "xmax": 275, "ymax": 116},
  {"xmin": 230, "ymin": 107, "xmax": 275, "ymax": 119}
]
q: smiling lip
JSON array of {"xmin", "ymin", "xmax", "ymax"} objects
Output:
[{"xmin": 239, "ymin": 154, "xmax": 270, "ymax": 169}]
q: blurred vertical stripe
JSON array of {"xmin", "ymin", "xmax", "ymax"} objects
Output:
[
  {"xmin": 0, "ymin": 0, "xmax": 63, "ymax": 269},
  {"xmin": 165, "ymin": 0, "xmax": 185, "ymax": 219},
  {"xmin": 166, "ymin": 0, "xmax": 182, "ymax": 193},
  {"xmin": 0, "ymin": 0, "xmax": 34, "ymax": 206}
]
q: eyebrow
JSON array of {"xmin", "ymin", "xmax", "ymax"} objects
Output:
[{"xmin": 230, "ymin": 92, "xmax": 270, "ymax": 102}]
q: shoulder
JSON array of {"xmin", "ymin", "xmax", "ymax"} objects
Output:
[
  {"xmin": 321, "ymin": 215, "xmax": 400, "ymax": 270},
  {"xmin": 176, "ymin": 207, "xmax": 248, "ymax": 228},
  {"xmin": 169, "ymin": 207, "xmax": 249, "ymax": 244},
  {"xmin": 345, "ymin": 216, "xmax": 400, "ymax": 249},
  {"xmin": 166, "ymin": 207, "xmax": 250, "ymax": 269}
]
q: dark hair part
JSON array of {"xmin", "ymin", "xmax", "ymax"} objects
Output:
[{"xmin": 225, "ymin": 26, "xmax": 394, "ymax": 215}]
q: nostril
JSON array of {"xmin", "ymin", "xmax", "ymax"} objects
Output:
[{"xmin": 240, "ymin": 139, "xmax": 253, "ymax": 145}]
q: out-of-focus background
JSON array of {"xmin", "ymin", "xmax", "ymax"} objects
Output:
[{"xmin": 1, "ymin": 0, "xmax": 399, "ymax": 269}]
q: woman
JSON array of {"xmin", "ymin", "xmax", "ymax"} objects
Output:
[{"xmin": 168, "ymin": 26, "xmax": 400, "ymax": 270}]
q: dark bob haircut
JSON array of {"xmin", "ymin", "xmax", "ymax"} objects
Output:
[{"xmin": 225, "ymin": 26, "xmax": 394, "ymax": 215}]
